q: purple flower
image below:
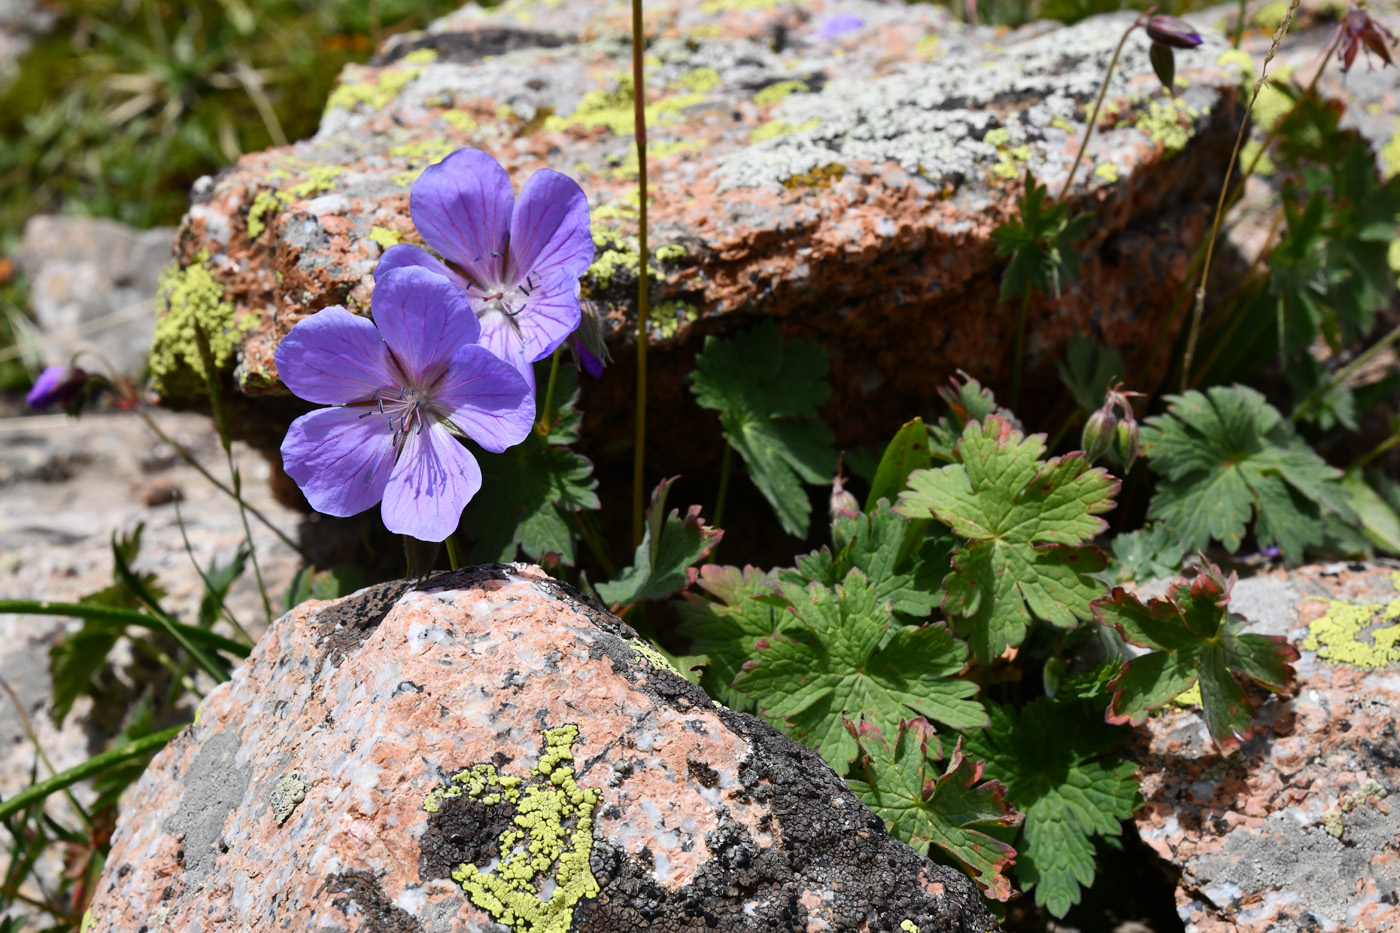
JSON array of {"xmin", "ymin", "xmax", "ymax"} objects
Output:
[
  {"xmin": 1145, "ymin": 14, "xmax": 1203, "ymax": 48},
  {"xmin": 378, "ymin": 149, "xmax": 594, "ymax": 389},
  {"xmin": 816, "ymin": 13, "xmax": 864, "ymax": 40},
  {"xmin": 276, "ymin": 266, "xmax": 535, "ymax": 542},
  {"xmin": 26, "ymin": 366, "xmax": 87, "ymax": 409}
]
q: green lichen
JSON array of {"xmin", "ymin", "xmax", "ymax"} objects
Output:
[
  {"xmin": 1251, "ymin": 65, "xmax": 1295, "ymax": 128},
  {"xmin": 587, "ymin": 248, "xmax": 650, "ymax": 291},
  {"xmin": 631, "ymin": 638, "xmax": 686, "ymax": 675},
  {"xmin": 246, "ymin": 167, "xmax": 345, "ymax": 239},
  {"xmin": 402, "ymin": 48, "xmax": 438, "ymax": 64},
  {"xmin": 753, "ymin": 80, "xmax": 808, "ymax": 107},
  {"xmin": 1171, "ymin": 683, "xmax": 1202, "ymax": 707},
  {"xmin": 1252, "ymin": 0, "xmax": 1290, "ymax": 29},
  {"xmin": 368, "ymin": 226, "xmax": 403, "ymax": 250},
  {"xmin": 1094, "ymin": 163, "xmax": 1119, "ymax": 183},
  {"xmin": 427, "ymin": 725, "xmax": 601, "ymax": 933},
  {"xmin": 751, "ymin": 117, "xmax": 820, "ymax": 143},
  {"xmin": 676, "ymin": 67, "xmax": 721, "ymax": 93},
  {"xmin": 270, "ymin": 773, "xmax": 308, "ymax": 825},
  {"xmin": 1323, "ymin": 809, "xmax": 1345, "ymax": 838},
  {"xmin": 900, "ymin": 921, "xmax": 920, "ymax": 933},
  {"xmin": 652, "ymin": 299, "xmax": 698, "ymax": 339},
  {"xmin": 150, "ymin": 251, "xmax": 258, "ymax": 396},
  {"xmin": 80, "ymin": 911, "xmax": 94, "ymax": 933},
  {"xmin": 916, "ymin": 34, "xmax": 940, "ymax": 58},
  {"xmin": 1050, "ymin": 116, "xmax": 1074, "ymax": 133},
  {"xmin": 783, "ymin": 163, "xmax": 845, "ymax": 189},
  {"xmin": 442, "ymin": 109, "xmax": 479, "ymax": 133},
  {"xmin": 1137, "ymin": 99, "xmax": 1199, "ymax": 157},
  {"xmin": 324, "ymin": 67, "xmax": 422, "ymax": 113},
  {"xmin": 1300, "ymin": 585, "xmax": 1400, "ymax": 668},
  {"xmin": 655, "ymin": 244, "xmax": 687, "ymax": 263},
  {"xmin": 611, "ymin": 139, "xmax": 698, "ymax": 179},
  {"xmin": 247, "ymin": 190, "xmax": 282, "ymax": 240},
  {"xmin": 543, "ymin": 73, "xmax": 705, "ymax": 136}
]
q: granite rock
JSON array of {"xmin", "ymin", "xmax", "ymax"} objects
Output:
[
  {"xmin": 150, "ymin": 0, "xmax": 1250, "ymax": 464},
  {"xmin": 86, "ymin": 563, "xmax": 999, "ymax": 932},
  {"xmin": 17, "ymin": 215, "xmax": 177, "ymax": 378},
  {"xmin": 1132, "ymin": 561, "xmax": 1400, "ymax": 933}
]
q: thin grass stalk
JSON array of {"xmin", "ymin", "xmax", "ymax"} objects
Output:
[
  {"xmin": 1291, "ymin": 321, "xmax": 1400, "ymax": 423},
  {"xmin": 539, "ymin": 348, "xmax": 562, "ymax": 434},
  {"xmin": 173, "ymin": 499, "xmax": 253, "ymax": 645},
  {"xmin": 1181, "ymin": 0, "xmax": 1301, "ymax": 391},
  {"xmin": 631, "ymin": 0, "xmax": 650, "ymax": 548},
  {"xmin": 0, "ymin": 726, "xmax": 184, "ymax": 823},
  {"xmin": 0, "ymin": 602, "xmax": 250, "ymax": 658},
  {"xmin": 0, "ymin": 676, "xmax": 91, "ymax": 829},
  {"xmin": 1055, "ymin": 15, "xmax": 1142, "ymax": 204}
]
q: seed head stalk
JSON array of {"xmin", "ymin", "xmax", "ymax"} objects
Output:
[{"xmin": 630, "ymin": 0, "xmax": 650, "ymax": 548}]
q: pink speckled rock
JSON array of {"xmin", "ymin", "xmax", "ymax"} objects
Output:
[
  {"xmin": 87, "ymin": 564, "xmax": 998, "ymax": 932},
  {"xmin": 1132, "ymin": 563, "xmax": 1400, "ymax": 933}
]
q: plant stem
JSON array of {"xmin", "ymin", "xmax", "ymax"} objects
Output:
[
  {"xmin": 714, "ymin": 444, "xmax": 733, "ymax": 531},
  {"xmin": 0, "ymin": 675, "xmax": 91, "ymax": 829},
  {"xmin": 445, "ymin": 536, "xmax": 464, "ymax": 571},
  {"xmin": 230, "ymin": 464, "xmax": 274, "ymax": 626},
  {"xmin": 0, "ymin": 601, "xmax": 250, "ymax": 656},
  {"xmin": 1181, "ymin": 0, "xmax": 1301, "ymax": 391},
  {"xmin": 1055, "ymin": 15, "xmax": 1143, "ymax": 205},
  {"xmin": 173, "ymin": 500, "xmax": 254, "ymax": 646},
  {"xmin": 631, "ymin": 0, "xmax": 651, "ymax": 549},
  {"xmin": 0, "ymin": 726, "xmax": 185, "ymax": 823},
  {"xmin": 538, "ymin": 348, "xmax": 562, "ymax": 434},
  {"xmin": 1352, "ymin": 427, "xmax": 1400, "ymax": 470},
  {"xmin": 1010, "ymin": 288, "xmax": 1032, "ymax": 411},
  {"xmin": 1292, "ymin": 321, "xmax": 1400, "ymax": 423}
]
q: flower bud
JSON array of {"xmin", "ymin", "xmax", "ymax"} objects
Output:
[
  {"xmin": 1111, "ymin": 416, "xmax": 1140, "ymax": 468},
  {"xmin": 830, "ymin": 471, "xmax": 859, "ymax": 521},
  {"xmin": 1149, "ymin": 41, "xmax": 1177, "ymax": 95},
  {"xmin": 1145, "ymin": 14, "xmax": 1203, "ymax": 49},
  {"xmin": 569, "ymin": 297, "xmax": 610, "ymax": 378},
  {"xmin": 1081, "ymin": 406, "xmax": 1117, "ymax": 463},
  {"xmin": 25, "ymin": 366, "xmax": 88, "ymax": 411}
]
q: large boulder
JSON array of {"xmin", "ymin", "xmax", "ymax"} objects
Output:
[
  {"xmin": 86, "ymin": 564, "xmax": 999, "ymax": 932},
  {"xmin": 1132, "ymin": 561, "xmax": 1400, "ymax": 933},
  {"xmin": 150, "ymin": 0, "xmax": 1248, "ymax": 462}
]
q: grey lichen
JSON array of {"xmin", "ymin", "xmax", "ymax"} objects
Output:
[{"xmin": 270, "ymin": 772, "xmax": 308, "ymax": 825}]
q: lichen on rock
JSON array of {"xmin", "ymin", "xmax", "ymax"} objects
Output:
[{"xmin": 149, "ymin": 250, "xmax": 258, "ymax": 397}]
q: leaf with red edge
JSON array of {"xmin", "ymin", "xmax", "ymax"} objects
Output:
[
  {"xmin": 597, "ymin": 477, "xmax": 722, "ymax": 609},
  {"xmin": 1092, "ymin": 562, "xmax": 1299, "ymax": 753},
  {"xmin": 846, "ymin": 717, "xmax": 1022, "ymax": 900}
]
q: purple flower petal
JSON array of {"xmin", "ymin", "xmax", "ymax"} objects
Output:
[
  {"xmin": 275, "ymin": 307, "xmax": 394, "ymax": 405},
  {"xmin": 478, "ymin": 272, "xmax": 582, "ymax": 377},
  {"xmin": 438, "ymin": 344, "xmax": 535, "ymax": 453},
  {"xmin": 281, "ymin": 406, "xmax": 397, "ymax": 518},
  {"xmin": 572, "ymin": 333, "xmax": 605, "ymax": 378},
  {"xmin": 375, "ymin": 244, "xmax": 474, "ymax": 292},
  {"xmin": 817, "ymin": 14, "xmax": 864, "ymax": 39},
  {"xmin": 507, "ymin": 169, "xmax": 594, "ymax": 284},
  {"xmin": 478, "ymin": 320, "xmax": 538, "ymax": 392},
  {"xmin": 410, "ymin": 149, "xmax": 514, "ymax": 286},
  {"xmin": 381, "ymin": 421, "xmax": 482, "ymax": 541},
  {"xmin": 372, "ymin": 267, "xmax": 482, "ymax": 381},
  {"xmin": 26, "ymin": 366, "xmax": 85, "ymax": 409}
]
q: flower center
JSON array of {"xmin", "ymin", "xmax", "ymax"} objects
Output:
[
  {"xmin": 363, "ymin": 384, "xmax": 433, "ymax": 450},
  {"xmin": 473, "ymin": 271, "xmax": 542, "ymax": 322}
]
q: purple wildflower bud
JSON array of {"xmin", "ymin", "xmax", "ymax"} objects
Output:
[
  {"xmin": 275, "ymin": 266, "xmax": 535, "ymax": 542},
  {"xmin": 376, "ymin": 149, "xmax": 594, "ymax": 392},
  {"xmin": 26, "ymin": 366, "xmax": 88, "ymax": 410},
  {"xmin": 1081, "ymin": 406, "xmax": 1117, "ymax": 464},
  {"xmin": 1145, "ymin": 14, "xmax": 1203, "ymax": 49},
  {"xmin": 1111, "ymin": 416, "xmax": 1140, "ymax": 468},
  {"xmin": 1149, "ymin": 42, "xmax": 1177, "ymax": 95},
  {"xmin": 816, "ymin": 13, "xmax": 864, "ymax": 40},
  {"xmin": 570, "ymin": 296, "xmax": 609, "ymax": 378},
  {"xmin": 1339, "ymin": 4, "xmax": 1396, "ymax": 72}
]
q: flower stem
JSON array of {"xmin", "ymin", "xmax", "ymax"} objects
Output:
[
  {"xmin": 1010, "ymin": 288, "xmax": 1032, "ymax": 411},
  {"xmin": 630, "ymin": 0, "xmax": 650, "ymax": 548},
  {"xmin": 1055, "ymin": 15, "xmax": 1143, "ymax": 205},
  {"xmin": 538, "ymin": 348, "xmax": 562, "ymax": 434},
  {"xmin": 1291, "ymin": 321, "xmax": 1400, "ymax": 423},
  {"xmin": 714, "ymin": 443, "xmax": 733, "ymax": 531},
  {"xmin": 1181, "ymin": 0, "xmax": 1301, "ymax": 391},
  {"xmin": 445, "ymin": 535, "xmax": 464, "ymax": 571},
  {"xmin": 1352, "ymin": 426, "xmax": 1400, "ymax": 471}
]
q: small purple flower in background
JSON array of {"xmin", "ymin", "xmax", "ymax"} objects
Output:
[
  {"xmin": 1144, "ymin": 14, "xmax": 1203, "ymax": 49},
  {"xmin": 276, "ymin": 266, "xmax": 535, "ymax": 542},
  {"xmin": 816, "ymin": 13, "xmax": 864, "ymax": 40},
  {"xmin": 26, "ymin": 366, "xmax": 87, "ymax": 410},
  {"xmin": 378, "ymin": 149, "xmax": 594, "ymax": 389}
]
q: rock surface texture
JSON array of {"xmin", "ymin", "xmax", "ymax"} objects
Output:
[
  {"xmin": 87, "ymin": 564, "xmax": 999, "ymax": 932},
  {"xmin": 153, "ymin": 0, "xmax": 1247, "ymax": 459},
  {"xmin": 1133, "ymin": 562, "xmax": 1400, "ymax": 933}
]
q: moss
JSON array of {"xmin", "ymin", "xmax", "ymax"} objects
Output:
[
  {"xmin": 150, "ymin": 251, "xmax": 258, "ymax": 397},
  {"xmin": 324, "ymin": 66, "xmax": 422, "ymax": 114},
  {"xmin": 402, "ymin": 48, "xmax": 438, "ymax": 64},
  {"xmin": 676, "ymin": 67, "xmax": 721, "ymax": 93},
  {"xmin": 368, "ymin": 226, "xmax": 402, "ymax": 250},
  {"xmin": 751, "ymin": 117, "xmax": 819, "ymax": 142},
  {"xmin": 429, "ymin": 725, "xmax": 601, "ymax": 933},
  {"xmin": 1137, "ymin": 99, "xmax": 1199, "ymax": 157},
  {"xmin": 753, "ymin": 80, "xmax": 809, "ymax": 107},
  {"xmin": 782, "ymin": 163, "xmax": 845, "ymax": 189},
  {"xmin": 1094, "ymin": 163, "xmax": 1119, "ymax": 183},
  {"xmin": 1300, "ymin": 588, "xmax": 1400, "ymax": 668},
  {"xmin": 442, "ymin": 109, "xmax": 479, "ymax": 133},
  {"xmin": 543, "ymin": 73, "xmax": 705, "ymax": 136}
]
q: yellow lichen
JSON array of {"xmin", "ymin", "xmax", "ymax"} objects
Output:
[
  {"xmin": 611, "ymin": 139, "xmax": 698, "ymax": 179},
  {"xmin": 402, "ymin": 48, "xmax": 438, "ymax": 64},
  {"xmin": 442, "ymin": 109, "xmax": 479, "ymax": 133},
  {"xmin": 783, "ymin": 163, "xmax": 845, "ymax": 189},
  {"xmin": 246, "ymin": 190, "xmax": 283, "ymax": 240},
  {"xmin": 699, "ymin": 0, "xmax": 782, "ymax": 11},
  {"xmin": 543, "ymin": 73, "xmax": 705, "ymax": 136},
  {"xmin": 368, "ymin": 226, "xmax": 402, "ymax": 250},
  {"xmin": 753, "ymin": 80, "xmax": 808, "ymax": 107},
  {"xmin": 1381, "ymin": 119, "xmax": 1400, "ymax": 179},
  {"xmin": 1094, "ymin": 163, "xmax": 1119, "ymax": 183},
  {"xmin": 1137, "ymin": 99, "xmax": 1199, "ymax": 156},
  {"xmin": 1171, "ymin": 683, "xmax": 1202, "ymax": 707},
  {"xmin": 916, "ymin": 34, "xmax": 940, "ymax": 58},
  {"xmin": 247, "ymin": 166, "xmax": 345, "ymax": 239},
  {"xmin": 429, "ymin": 725, "xmax": 600, "ymax": 933},
  {"xmin": 676, "ymin": 66, "xmax": 721, "ymax": 93},
  {"xmin": 150, "ymin": 251, "xmax": 258, "ymax": 396},
  {"xmin": 652, "ymin": 299, "xmax": 698, "ymax": 339},
  {"xmin": 751, "ymin": 118, "xmax": 820, "ymax": 143},
  {"xmin": 1050, "ymin": 116, "xmax": 1074, "ymax": 133},
  {"xmin": 324, "ymin": 67, "xmax": 422, "ymax": 113},
  {"xmin": 900, "ymin": 921, "xmax": 920, "ymax": 933},
  {"xmin": 1300, "ymin": 583, "xmax": 1400, "ymax": 668},
  {"xmin": 1240, "ymin": 139, "xmax": 1275, "ymax": 176}
]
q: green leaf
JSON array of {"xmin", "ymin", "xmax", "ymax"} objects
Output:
[
  {"xmin": 198, "ymin": 545, "xmax": 248, "ymax": 629},
  {"xmin": 1108, "ymin": 523, "xmax": 1186, "ymax": 585},
  {"xmin": 1056, "ymin": 333, "xmax": 1125, "ymax": 412},
  {"xmin": 596, "ymin": 477, "xmax": 722, "ymax": 608},
  {"xmin": 992, "ymin": 172, "xmax": 1092, "ymax": 302},
  {"xmin": 466, "ymin": 364, "xmax": 599, "ymax": 565},
  {"xmin": 847, "ymin": 718, "xmax": 1021, "ymax": 900},
  {"xmin": 49, "ymin": 623, "xmax": 120, "ymax": 728},
  {"xmin": 281, "ymin": 564, "xmax": 367, "ymax": 613},
  {"xmin": 1092, "ymin": 563, "xmax": 1299, "ymax": 753},
  {"xmin": 927, "ymin": 374, "xmax": 1018, "ymax": 463},
  {"xmin": 785, "ymin": 502, "xmax": 952, "ymax": 620},
  {"xmin": 678, "ymin": 565, "xmax": 793, "ymax": 709},
  {"xmin": 1341, "ymin": 470, "xmax": 1400, "ymax": 556},
  {"xmin": 961, "ymin": 695, "xmax": 1141, "ymax": 918},
  {"xmin": 734, "ymin": 569, "xmax": 986, "ymax": 772},
  {"xmin": 0, "ymin": 725, "xmax": 184, "ymax": 823},
  {"xmin": 690, "ymin": 320, "xmax": 836, "ymax": 537},
  {"xmin": 1142, "ymin": 385, "xmax": 1355, "ymax": 564},
  {"xmin": 867, "ymin": 418, "xmax": 931, "ymax": 511},
  {"xmin": 896, "ymin": 415, "xmax": 1117, "ymax": 662}
]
